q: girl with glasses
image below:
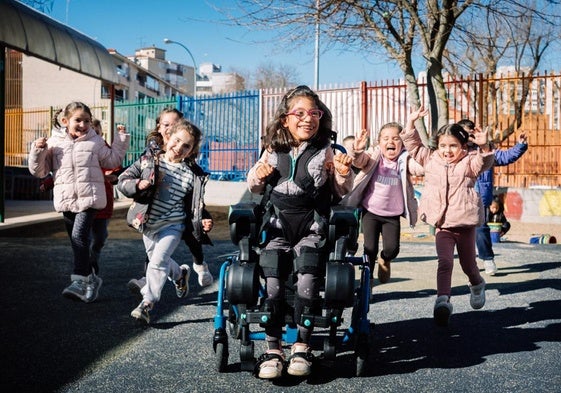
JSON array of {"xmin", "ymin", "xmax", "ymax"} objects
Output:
[{"xmin": 247, "ymin": 85, "xmax": 353, "ymax": 379}]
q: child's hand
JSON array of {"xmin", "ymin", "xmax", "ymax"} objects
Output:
[
  {"xmin": 34, "ymin": 137, "xmax": 48, "ymax": 148},
  {"xmin": 202, "ymin": 218, "xmax": 213, "ymax": 232},
  {"xmin": 117, "ymin": 124, "xmax": 127, "ymax": 134},
  {"xmin": 354, "ymin": 129, "xmax": 369, "ymax": 151},
  {"xmin": 472, "ymin": 126, "xmax": 489, "ymax": 148},
  {"xmin": 137, "ymin": 179, "xmax": 151, "ymax": 190},
  {"xmin": 406, "ymin": 105, "xmax": 429, "ymax": 130},
  {"xmin": 518, "ymin": 132, "xmax": 528, "ymax": 144},
  {"xmin": 333, "ymin": 153, "xmax": 352, "ymax": 175},
  {"xmin": 255, "ymin": 162, "xmax": 274, "ymax": 181}
]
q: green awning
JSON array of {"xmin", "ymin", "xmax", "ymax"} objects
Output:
[{"xmin": 0, "ymin": 0, "xmax": 118, "ymax": 83}]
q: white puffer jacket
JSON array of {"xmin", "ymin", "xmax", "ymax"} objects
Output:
[{"xmin": 28, "ymin": 127, "xmax": 130, "ymax": 213}]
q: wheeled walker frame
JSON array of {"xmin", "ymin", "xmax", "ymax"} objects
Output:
[{"xmin": 212, "ymin": 203, "xmax": 372, "ymax": 377}]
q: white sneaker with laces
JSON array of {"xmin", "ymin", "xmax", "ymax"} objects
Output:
[
  {"xmin": 484, "ymin": 259, "xmax": 497, "ymax": 275},
  {"xmin": 193, "ymin": 262, "xmax": 213, "ymax": 287}
]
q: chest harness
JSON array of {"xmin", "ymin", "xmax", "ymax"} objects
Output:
[{"xmin": 260, "ymin": 144, "xmax": 332, "ymax": 247}]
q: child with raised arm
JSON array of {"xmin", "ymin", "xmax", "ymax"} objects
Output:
[
  {"xmin": 118, "ymin": 119, "xmax": 212, "ymax": 324},
  {"xmin": 127, "ymin": 107, "xmax": 214, "ymax": 295},
  {"xmin": 343, "ymin": 123, "xmax": 423, "ymax": 287},
  {"xmin": 28, "ymin": 102, "xmax": 130, "ymax": 303},
  {"xmin": 247, "ymin": 85, "xmax": 353, "ymax": 379},
  {"xmin": 401, "ymin": 106, "xmax": 495, "ymax": 327},
  {"xmin": 458, "ymin": 119, "xmax": 528, "ymax": 275}
]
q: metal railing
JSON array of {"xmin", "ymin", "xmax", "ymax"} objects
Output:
[{"xmin": 4, "ymin": 72, "xmax": 561, "ymax": 200}]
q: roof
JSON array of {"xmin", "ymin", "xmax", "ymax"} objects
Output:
[{"xmin": 0, "ymin": 0, "xmax": 118, "ymax": 83}]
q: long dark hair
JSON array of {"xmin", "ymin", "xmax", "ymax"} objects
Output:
[{"xmin": 264, "ymin": 85, "xmax": 333, "ymax": 153}]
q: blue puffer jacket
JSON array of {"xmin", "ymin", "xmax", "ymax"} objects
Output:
[{"xmin": 476, "ymin": 142, "xmax": 528, "ymax": 207}]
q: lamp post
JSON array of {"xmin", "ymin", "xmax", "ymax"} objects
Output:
[{"xmin": 163, "ymin": 38, "xmax": 197, "ymax": 98}]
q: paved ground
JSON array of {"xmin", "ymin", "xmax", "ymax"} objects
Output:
[{"xmin": 0, "ymin": 201, "xmax": 560, "ymax": 392}]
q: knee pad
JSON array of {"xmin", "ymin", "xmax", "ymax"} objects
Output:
[
  {"xmin": 294, "ymin": 246, "xmax": 326, "ymax": 275},
  {"xmin": 260, "ymin": 249, "xmax": 292, "ymax": 279}
]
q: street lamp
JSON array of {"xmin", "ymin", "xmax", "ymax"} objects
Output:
[{"xmin": 163, "ymin": 38, "xmax": 197, "ymax": 98}]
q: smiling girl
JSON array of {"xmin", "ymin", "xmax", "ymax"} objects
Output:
[
  {"xmin": 247, "ymin": 85, "xmax": 353, "ymax": 379},
  {"xmin": 401, "ymin": 106, "xmax": 495, "ymax": 327},
  {"xmin": 343, "ymin": 123, "xmax": 424, "ymax": 286},
  {"xmin": 28, "ymin": 101, "xmax": 130, "ymax": 303},
  {"xmin": 118, "ymin": 119, "xmax": 209, "ymax": 324}
]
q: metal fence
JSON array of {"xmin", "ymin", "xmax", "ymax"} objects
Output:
[{"xmin": 4, "ymin": 72, "xmax": 561, "ymax": 200}]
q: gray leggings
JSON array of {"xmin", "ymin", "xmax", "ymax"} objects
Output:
[
  {"xmin": 265, "ymin": 273, "xmax": 317, "ymax": 350},
  {"xmin": 263, "ymin": 234, "xmax": 323, "ymax": 351}
]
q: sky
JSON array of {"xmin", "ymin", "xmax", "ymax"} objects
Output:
[{"xmin": 43, "ymin": 0, "xmax": 403, "ymax": 87}]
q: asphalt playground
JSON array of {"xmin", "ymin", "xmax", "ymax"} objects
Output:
[{"xmin": 0, "ymin": 200, "xmax": 560, "ymax": 392}]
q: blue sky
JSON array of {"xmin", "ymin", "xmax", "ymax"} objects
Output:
[{"xmin": 45, "ymin": 0, "xmax": 402, "ymax": 87}]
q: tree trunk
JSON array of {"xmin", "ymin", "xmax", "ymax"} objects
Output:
[{"xmin": 426, "ymin": 59, "xmax": 449, "ymax": 146}]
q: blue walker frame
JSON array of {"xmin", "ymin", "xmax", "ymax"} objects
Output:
[{"xmin": 212, "ymin": 204, "xmax": 372, "ymax": 377}]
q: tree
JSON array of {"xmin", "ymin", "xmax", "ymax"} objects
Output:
[
  {"xmin": 444, "ymin": 0, "xmax": 561, "ymax": 141},
  {"xmin": 225, "ymin": 0, "xmax": 561, "ymax": 145},
  {"xmin": 239, "ymin": 62, "xmax": 301, "ymax": 90}
]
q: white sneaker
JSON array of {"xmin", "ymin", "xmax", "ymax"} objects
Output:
[
  {"xmin": 193, "ymin": 262, "xmax": 213, "ymax": 287},
  {"xmin": 257, "ymin": 349, "xmax": 284, "ymax": 379},
  {"xmin": 469, "ymin": 279, "xmax": 486, "ymax": 309},
  {"xmin": 484, "ymin": 259, "xmax": 497, "ymax": 275},
  {"xmin": 287, "ymin": 343, "xmax": 313, "ymax": 376},
  {"xmin": 433, "ymin": 295, "xmax": 453, "ymax": 327}
]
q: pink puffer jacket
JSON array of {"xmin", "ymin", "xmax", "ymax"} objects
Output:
[
  {"xmin": 401, "ymin": 127, "xmax": 494, "ymax": 229},
  {"xmin": 28, "ymin": 127, "xmax": 130, "ymax": 213}
]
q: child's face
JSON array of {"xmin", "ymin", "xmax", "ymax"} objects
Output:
[
  {"xmin": 282, "ymin": 97, "xmax": 320, "ymax": 144},
  {"xmin": 437, "ymin": 134, "xmax": 465, "ymax": 164},
  {"xmin": 159, "ymin": 112, "xmax": 181, "ymax": 142},
  {"xmin": 378, "ymin": 127, "xmax": 403, "ymax": 160},
  {"xmin": 489, "ymin": 203, "xmax": 499, "ymax": 214},
  {"xmin": 165, "ymin": 129, "xmax": 195, "ymax": 163},
  {"xmin": 62, "ymin": 109, "xmax": 92, "ymax": 139}
]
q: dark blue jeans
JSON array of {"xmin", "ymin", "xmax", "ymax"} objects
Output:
[
  {"xmin": 63, "ymin": 209, "xmax": 97, "ymax": 276},
  {"xmin": 476, "ymin": 207, "xmax": 494, "ymax": 261}
]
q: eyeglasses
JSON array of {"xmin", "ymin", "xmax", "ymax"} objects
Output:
[{"xmin": 285, "ymin": 109, "xmax": 324, "ymax": 120}]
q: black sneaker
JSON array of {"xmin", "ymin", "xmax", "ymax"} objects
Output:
[{"xmin": 174, "ymin": 265, "xmax": 191, "ymax": 298}]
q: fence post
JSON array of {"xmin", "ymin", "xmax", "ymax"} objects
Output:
[
  {"xmin": 477, "ymin": 73, "xmax": 484, "ymax": 127},
  {"xmin": 361, "ymin": 81, "xmax": 368, "ymax": 132}
]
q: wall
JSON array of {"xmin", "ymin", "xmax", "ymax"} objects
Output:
[{"xmin": 499, "ymin": 187, "xmax": 561, "ymax": 225}]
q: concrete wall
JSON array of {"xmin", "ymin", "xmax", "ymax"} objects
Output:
[{"xmin": 498, "ymin": 187, "xmax": 561, "ymax": 225}]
